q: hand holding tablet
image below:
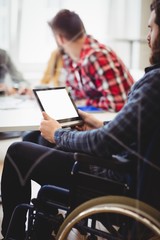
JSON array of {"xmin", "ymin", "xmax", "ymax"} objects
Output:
[{"xmin": 33, "ymin": 87, "xmax": 83, "ymax": 127}]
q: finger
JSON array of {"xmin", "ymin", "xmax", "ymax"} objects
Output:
[
  {"xmin": 78, "ymin": 109, "xmax": 87, "ymax": 119},
  {"xmin": 42, "ymin": 111, "xmax": 51, "ymax": 120},
  {"xmin": 78, "ymin": 109, "xmax": 85, "ymax": 114}
]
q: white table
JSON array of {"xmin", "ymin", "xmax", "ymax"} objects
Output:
[
  {"xmin": 0, "ymin": 96, "xmax": 117, "ymax": 132},
  {"xmin": 0, "ymin": 96, "xmax": 42, "ymax": 132}
]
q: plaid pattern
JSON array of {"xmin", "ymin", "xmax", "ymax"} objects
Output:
[
  {"xmin": 55, "ymin": 64, "xmax": 160, "ymax": 161},
  {"xmin": 62, "ymin": 35, "xmax": 134, "ymax": 112}
]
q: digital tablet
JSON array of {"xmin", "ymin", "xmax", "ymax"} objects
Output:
[{"xmin": 33, "ymin": 87, "xmax": 83, "ymax": 127}]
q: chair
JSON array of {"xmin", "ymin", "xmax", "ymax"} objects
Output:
[
  {"xmin": 57, "ymin": 196, "xmax": 160, "ymax": 239},
  {"xmin": 56, "ymin": 152, "xmax": 160, "ymax": 239},
  {"xmin": 4, "ymin": 127, "xmax": 160, "ymax": 239}
]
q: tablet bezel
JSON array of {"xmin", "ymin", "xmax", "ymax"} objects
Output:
[{"xmin": 33, "ymin": 87, "xmax": 83, "ymax": 127}]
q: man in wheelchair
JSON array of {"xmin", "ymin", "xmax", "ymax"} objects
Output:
[{"xmin": 1, "ymin": 0, "xmax": 160, "ymax": 239}]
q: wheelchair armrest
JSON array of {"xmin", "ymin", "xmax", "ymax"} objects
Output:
[{"xmin": 73, "ymin": 152, "xmax": 132, "ymax": 173}]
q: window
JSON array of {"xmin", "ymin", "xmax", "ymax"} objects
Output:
[
  {"xmin": 18, "ymin": 0, "xmax": 109, "ymax": 64},
  {"xmin": 0, "ymin": 0, "xmax": 149, "ymax": 81},
  {"xmin": 0, "ymin": 0, "xmax": 10, "ymax": 50}
]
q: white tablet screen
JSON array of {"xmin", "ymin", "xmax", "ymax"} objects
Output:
[{"xmin": 33, "ymin": 87, "xmax": 82, "ymax": 126}]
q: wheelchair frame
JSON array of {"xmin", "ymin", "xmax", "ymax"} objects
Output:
[{"xmin": 4, "ymin": 150, "xmax": 160, "ymax": 240}]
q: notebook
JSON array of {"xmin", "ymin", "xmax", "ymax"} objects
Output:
[
  {"xmin": 0, "ymin": 96, "xmax": 24, "ymax": 110},
  {"xmin": 33, "ymin": 87, "xmax": 83, "ymax": 128}
]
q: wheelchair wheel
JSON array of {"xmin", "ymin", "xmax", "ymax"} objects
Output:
[{"xmin": 56, "ymin": 196, "xmax": 160, "ymax": 240}]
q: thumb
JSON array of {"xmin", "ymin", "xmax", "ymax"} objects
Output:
[
  {"xmin": 42, "ymin": 111, "xmax": 51, "ymax": 120},
  {"xmin": 78, "ymin": 109, "xmax": 88, "ymax": 119}
]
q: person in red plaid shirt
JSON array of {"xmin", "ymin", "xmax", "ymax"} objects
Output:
[{"xmin": 48, "ymin": 9, "xmax": 134, "ymax": 112}]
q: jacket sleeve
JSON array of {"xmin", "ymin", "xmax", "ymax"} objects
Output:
[{"xmin": 54, "ymin": 71, "xmax": 160, "ymax": 158}]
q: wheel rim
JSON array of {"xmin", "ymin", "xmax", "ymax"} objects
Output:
[{"xmin": 56, "ymin": 196, "xmax": 160, "ymax": 240}]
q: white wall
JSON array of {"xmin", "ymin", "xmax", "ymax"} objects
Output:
[{"xmin": 0, "ymin": 0, "xmax": 151, "ymax": 83}]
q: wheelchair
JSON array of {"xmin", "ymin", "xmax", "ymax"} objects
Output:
[
  {"xmin": 4, "ymin": 128, "xmax": 160, "ymax": 239},
  {"xmin": 5, "ymin": 148, "xmax": 160, "ymax": 240}
]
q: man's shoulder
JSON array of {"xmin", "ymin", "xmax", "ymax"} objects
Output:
[
  {"xmin": 83, "ymin": 35, "xmax": 110, "ymax": 56},
  {"xmin": 0, "ymin": 48, "xmax": 7, "ymax": 57},
  {"xmin": 0, "ymin": 49, "xmax": 10, "ymax": 65},
  {"xmin": 145, "ymin": 64, "xmax": 160, "ymax": 75},
  {"xmin": 134, "ymin": 66, "xmax": 160, "ymax": 91},
  {"xmin": 144, "ymin": 65, "xmax": 160, "ymax": 83}
]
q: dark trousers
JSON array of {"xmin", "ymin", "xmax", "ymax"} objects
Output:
[
  {"xmin": 22, "ymin": 130, "xmax": 54, "ymax": 147},
  {"xmin": 1, "ymin": 141, "xmax": 75, "ymax": 239}
]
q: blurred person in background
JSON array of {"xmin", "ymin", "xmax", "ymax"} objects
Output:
[
  {"xmin": 48, "ymin": 9, "xmax": 134, "ymax": 112},
  {"xmin": 40, "ymin": 48, "xmax": 65, "ymax": 88},
  {"xmin": 0, "ymin": 48, "xmax": 30, "ymax": 96},
  {"xmin": 0, "ymin": 48, "xmax": 32, "ymax": 140},
  {"xmin": 23, "ymin": 9, "xmax": 134, "ymax": 144}
]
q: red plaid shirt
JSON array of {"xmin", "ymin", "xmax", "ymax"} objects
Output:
[{"xmin": 63, "ymin": 35, "xmax": 134, "ymax": 112}]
